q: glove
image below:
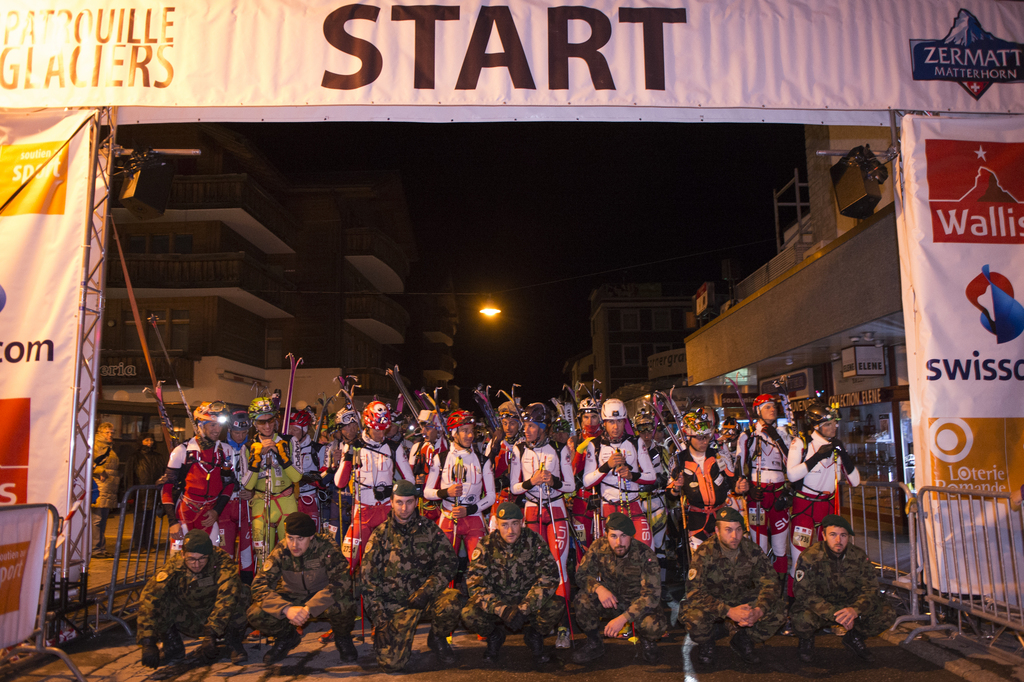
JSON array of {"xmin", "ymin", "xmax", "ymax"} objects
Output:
[
  {"xmin": 497, "ymin": 605, "xmax": 526, "ymax": 631},
  {"xmin": 407, "ymin": 589, "xmax": 429, "ymax": 610},
  {"xmin": 805, "ymin": 445, "xmax": 835, "ymax": 471},
  {"xmin": 831, "ymin": 439, "xmax": 855, "ymax": 473},
  {"xmin": 198, "ymin": 628, "xmax": 220, "ymax": 662},
  {"xmin": 140, "ymin": 638, "xmax": 160, "ymax": 668},
  {"xmin": 773, "ymin": 487, "xmax": 794, "ymax": 511},
  {"xmin": 749, "ymin": 485, "xmax": 765, "ymax": 502}
]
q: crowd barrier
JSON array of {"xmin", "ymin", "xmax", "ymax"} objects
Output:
[
  {"xmin": 98, "ymin": 485, "xmax": 170, "ymax": 635},
  {"xmin": 901, "ymin": 486, "xmax": 1024, "ymax": 659},
  {"xmin": 0, "ymin": 504, "xmax": 85, "ymax": 682}
]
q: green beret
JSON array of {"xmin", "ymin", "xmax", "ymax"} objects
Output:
[
  {"xmin": 605, "ymin": 512, "xmax": 636, "ymax": 536},
  {"xmin": 821, "ymin": 514, "xmax": 854, "ymax": 535},
  {"xmin": 285, "ymin": 512, "xmax": 317, "ymax": 537},
  {"xmin": 495, "ymin": 502, "xmax": 523, "ymax": 521},
  {"xmin": 392, "ymin": 479, "xmax": 418, "ymax": 498},
  {"xmin": 182, "ymin": 529, "xmax": 213, "ymax": 555},
  {"xmin": 715, "ymin": 507, "xmax": 745, "ymax": 525}
]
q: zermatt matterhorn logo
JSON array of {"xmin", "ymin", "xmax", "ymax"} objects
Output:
[{"xmin": 910, "ymin": 9, "xmax": 1023, "ymax": 101}]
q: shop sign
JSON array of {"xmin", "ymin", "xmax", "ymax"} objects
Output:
[
  {"xmin": 841, "ymin": 345, "xmax": 886, "ymax": 377},
  {"xmin": 829, "ymin": 385, "xmax": 910, "ymax": 408}
]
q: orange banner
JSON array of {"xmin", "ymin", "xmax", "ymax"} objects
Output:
[{"xmin": 0, "ymin": 141, "xmax": 68, "ymax": 215}]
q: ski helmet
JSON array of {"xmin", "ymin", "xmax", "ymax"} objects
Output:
[
  {"xmin": 523, "ymin": 402, "xmax": 551, "ymax": 428},
  {"xmin": 446, "ymin": 409, "xmax": 477, "ymax": 431},
  {"xmin": 497, "ymin": 401, "xmax": 520, "ymax": 420},
  {"xmin": 552, "ymin": 416, "xmax": 571, "ymax": 433},
  {"xmin": 805, "ymin": 401, "xmax": 839, "ymax": 431},
  {"xmin": 248, "ymin": 397, "xmax": 277, "ymax": 421},
  {"xmin": 328, "ymin": 408, "xmax": 359, "ymax": 433},
  {"xmin": 289, "ymin": 408, "xmax": 314, "ymax": 430},
  {"xmin": 362, "ymin": 401, "xmax": 391, "ymax": 430},
  {"xmin": 719, "ymin": 417, "xmax": 739, "ymax": 439},
  {"xmin": 633, "ymin": 404, "xmax": 656, "ymax": 431},
  {"xmin": 601, "ymin": 399, "xmax": 627, "ymax": 421},
  {"xmin": 683, "ymin": 412, "xmax": 714, "ymax": 437},
  {"xmin": 578, "ymin": 397, "xmax": 601, "ymax": 415},
  {"xmin": 230, "ymin": 410, "xmax": 252, "ymax": 431},
  {"xmin": 195, "ymin": 400, "xmax": 230, "ymax": 424},
  {"xmin": 753, "ymin": 394, "xmax": 776, "ymax": 415}
]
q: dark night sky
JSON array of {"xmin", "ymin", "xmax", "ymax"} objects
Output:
[{"xmin": 229, "ymin": 121, "xmax": 807, "ymax": 402}]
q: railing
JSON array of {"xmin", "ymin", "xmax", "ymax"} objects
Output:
[
  {"xmin": 345, "ymin": 293, "xmax": 410, "ymax": 340},
  {"xmin": 99, "ymin": 352, "xmax": 195, "ymax": 387},
  {"xmin": 735, "ymin": 240, "xmax": 810, "ymax": 301},
  {"xmin": 98, "ymin": 485, "xmax": 171, "ymax": 635},
  {"xmin": 345, "ymin": 227, "xmax": 410, "ymax": 281},
  {"xmin": 108, "ymin": 252, "xmax": 296, "ymax": 313},
  {"xmin": 168, "ymin": 174, "xmax": 298, "ymax": 244}
]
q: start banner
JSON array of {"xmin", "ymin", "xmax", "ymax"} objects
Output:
[
  {"xmin": 898, "ymin": 114, "xmax": 1024, "ymax": 494},
  {"xmin": 0, "ymin": 0, "xmax": 1022, "ymax": 122},
  {"xmin": 0, "ymin": 110, "xmax": 95, "ymax": 516},
  {"xmin": 0, "ymin": 506, "xmax": 52, "ymax": 648}
]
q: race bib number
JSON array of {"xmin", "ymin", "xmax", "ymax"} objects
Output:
[
  {"xmin": 748, "ymin": 508, "xmax": 765, "ymax": 527},
  {"xmin": 793, "ymin": 525, "xmax": 813, "ymax": 549}
]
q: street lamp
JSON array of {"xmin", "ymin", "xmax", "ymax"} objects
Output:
[{"xmin": 479, "ymin": 295, "xmax": 501, "ymax": 317}]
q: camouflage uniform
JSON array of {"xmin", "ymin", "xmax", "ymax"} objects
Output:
[
  {"xmin": 572, "ymin": 537, "xmax": 667, "ymax": 640},
  {"xmin": 680, "ymin": 535, "xmax": 785, "ymax": 643},
  {"xmin": 791, "ymin": 541, "xmax": 895, "ymax": 637},
  {"xmin": 361, "ymin": 513, "xmax": 462, "ymax": 672},
  {"xmin": 462, "ymin": 526, "xmax": 563, "ymax": 636},
  {"xmin": 247, "ymin": 532, "xmax": 356, "ymax": 636},
  {"xmin": 138, "ymin": 547, "xmax": 248, "ymax": 641}
]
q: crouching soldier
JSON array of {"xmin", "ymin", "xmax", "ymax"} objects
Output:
[
  {"xmin": 791, "ymin": 514, "xmax": 896, "ymax": 663},
  {"xmin": 571, "ymin": 512, "xmax": 666, "ymax": 665},
  {"xmin": 247, "ymin": 512, "xmax": 357, "ymax": 664},
  {"xmin": 138, "ymin": 529, "xmax": 249, "ymax": 668},
  {"xmin": 462, "ymin": 501, "xmax": 562, "ymax": 666},
  {"xmin": 680, "ymin": 507, "xmax": 785, "ymax": 667},
  {"xmin": 361, "ymin": 480, "xmax": 463, "ymax": 673}
]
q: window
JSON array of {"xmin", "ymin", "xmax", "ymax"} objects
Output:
[
  {"xmin": 653, "ymin": 308, "xmax": 671, "ymax": 331},
  {"xmin": 174, "ymin": 234, "xmax": 193, "ymax": 254},
  {"xmin": 653, "ymin": 343, "xmax": 672, "ymax": 355},
  {"xmin": 169, "ymin": 310, "xmax": 189, "ymax": 351},
  {"xmin": 146, "ymin": 309, "xmax": 190, "ymax": 353},
  {"xmin": 622, "ymin": 344, "xmax": 642, "ymax": 366},
  {"xmin": 128, "ymin": 235, "xmax": 146, "ymax": 253},
  {"xmin": 621, "ymin": 310, "xmax": 640, "ymax": 331},
  {"xmin": 150, "ymin": 234, "xmax": 170, "ymax": 254},
  {"xmin": 123, "ymin": 311, "xmax": 142, "ymax": 351}
]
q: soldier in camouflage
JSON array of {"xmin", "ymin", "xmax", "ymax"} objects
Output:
[
  {"xmin": 138, "ymin": 529, "xmax": 249, "ymax": 668},
  {"xmin": 791, "ymin": 514, "xmax": 895, "ymax": 663},
  {"xmin": 361, "ymin": 479, "xmax": 463, "ymax": 672},
  {"xmin": 462, "ymin": 501, "xmax": 562, "ymax": 666},
  {"xmin": 571, "ymin": 511, "xmax": 666, "ymax": 665},
  {"xmin": 680, "ymin": 507, "xmax": 785, "ymax": 667},
  {"xmin": 247, "ymin": 512, "xmax": 357, "ymax": 664}
]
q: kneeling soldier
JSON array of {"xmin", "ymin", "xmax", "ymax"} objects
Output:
[
  {"xmin": 247, "ymin": 512, "xmax": 357, "ymax": 664},
  {"xmin": 571, "ymin": 511, "xmax": 666, "ymax": 665},
  {"xmin": 138, "ymin": 529, "xmax": 249, "ymax": 668},
  {"xmin": 361, "ymin": 480, "xmax": 463, "ymax": 672},
  {"xmin": 462, "ymin": 501, "xmax": 562, "ymax": 666},
  {"xmin": 680, "ymin": 507, "xmax": 785, "ymax": 666},
  {"xmin": 792, "ymin": 514, "xmax": 896, "ymax": 663}
]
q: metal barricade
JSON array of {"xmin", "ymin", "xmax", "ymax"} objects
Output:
[
  {"xmin": 98, "ymin": 485, "xmax": 170, "ymax": 634},
  {"xmin": 903, "ymin": 486, "xmax": 1024, "ymax": 659}
]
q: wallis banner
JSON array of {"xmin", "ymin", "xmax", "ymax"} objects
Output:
[
  {"xmin": 898, "ymin": 114, "xmax": 1024, "ymax": 601},
  {"xmin": 0, "ymin": 110, "xmax": 94, "ymax": 517}
]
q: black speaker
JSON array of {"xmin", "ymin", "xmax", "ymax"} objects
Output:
[
  {"xmin": 830, "ymin": 147, "xmax": 881, "ymax": 220},
  {"xmin": 119, "ymin": 156, "xmax": 176, "ymax": 220}
]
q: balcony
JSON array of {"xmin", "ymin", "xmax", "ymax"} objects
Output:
[
  {"xmin": 108, "ymin": 252, "xmax": 296, "ymax": 318},
  {"xmin": 112, "ymin": 174, "xmax": 297, "ymax": 254},
  {"xmin": 100, "ymin": 352, "xmax": 194, "ymax": 387},
  {"xmin": 345, "ymin": 228, "xmax": 409, "ymax": 293},
  {"xmin": 422, "ymin": 349, "xmax": 456, "ymax": 383},
  {"xmin": 345, "ymin": 293, "xmax": 410, "ymax": 345},
  {"xmin": 422, "ymin": 310, "xmax": 457, "ymax": 346}
]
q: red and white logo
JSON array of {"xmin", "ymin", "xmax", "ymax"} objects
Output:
[
  {"xmin": 926, "ymin": 140, "xmax": 1024, "ymax": 244},
  {"xmin": 0, "ymin": 398, "xmax": 30, "ymax": 504}
]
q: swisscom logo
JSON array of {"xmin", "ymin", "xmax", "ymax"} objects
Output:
[
  {"xmin": 910, "ymin": 9, "xmax": 1023, "ymax": 101},
  {"xmin": 0, "ymin": 283, "xmax": 6, "ymax": 313}
]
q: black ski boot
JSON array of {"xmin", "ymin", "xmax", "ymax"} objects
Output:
[
  {"xmin": 523, "ymin": 626, "xmax": 550, "ymax": 665},
  {"xmin": 482, "ymin": 627, "xmax": 506, "ymax": 664},
  {"xmin": 263, "ymin": 627, "xmax": 301, "ymax": 664},
  {"xmin": 570, "ymin": 630, "xmax": 604, "ymax": 665}
]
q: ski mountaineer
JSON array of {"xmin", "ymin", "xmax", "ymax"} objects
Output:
[
  {"xmin": 319, "ymin": 406, "xmax": 361, "ymax": 542},
  {"xmin": 484, "ymin": 400, "xmax": 523, "ymax": 531},
  {"xmin": 736, "ymin": 394, "xmax": 793, "ymax": 577},
  {"xmin": 160, "ymin": 401, "xmax": 236, "ymax": 550},
  {"xmin": 407, "ymin": 410, "xmax": 444, "ymax": 522},
  {"xmin": 716, "ymin": 417, "xmax": 746, "ymax": 516},
  {"xmin": 288, "ymin": 407, "xmax": 324, "ymax": 529},
  {"xmin": 633, "ymin": 404, "xmax": 670, "ymax": 568},
  {"xmin": 567, "ymin": 397, "xmax": 602, "ymax": 548},
  {"xmin": 223, "ymin": 410, "xmax": 256, "ymax": 581},
  {"xmin": 509, "ymin": 402, "xmax": 574, "ymax": 648},
  {"xmin": 424, "ymin": 409, "xmax": 496, "ymax": 558},
  {"xmin": 241, "ymin": 397, "xmax": 302, "ymax": 555},
  {"xmin": 667, "ymin": 412, "xmax": 746, "ymax": 555},
  {"xmin": 582, "ymin": 399, "xmax": 657, "ymax": 547},
  {"xmin": 787, "ymin": 401, "xmax": 861, "ymax": 590},
  {"xmin": 334, "ymin": 400, "xmax": 414, "ymax": 567}
]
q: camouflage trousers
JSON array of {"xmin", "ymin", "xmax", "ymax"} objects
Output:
[
  {"xmin": 371, "ymin": 588, "xmax": 464, "ymax": 672},
  {"xmin": 571, "ymin": 590, "xmax": 668, "ymax": 641},
  {"xmin": 679, "ymin": 594, "xmax": 786, "ymax": 644},
  {"xmin": 790, "ymin": 593, "xmax": 895, "ymax": 638},
  {"xmin": 247, "ymin": 594, "xmax": 356, "ymax": 638},
  {"xmin": 138, "ymin": 585, "xmax": 250, "ymax": 641},
  {"xmin": 461, "ymin": 593, "xmax": 564, "ymax": 637}
]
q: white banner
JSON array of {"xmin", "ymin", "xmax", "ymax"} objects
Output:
[
  {"xmin": 0, "ymin": 110, "xmax": 94, "ymax": 517},
  {"xmin": 0, "ymin": 506, "xmax": 51, "ymax": 648},
  {"xmin": 898, "ymin": 114, "xmax": 1024, "ymax": 598},
  {"xmin": 0, "ymin": 0, "xmax": 1022, "ymax": 123}
]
